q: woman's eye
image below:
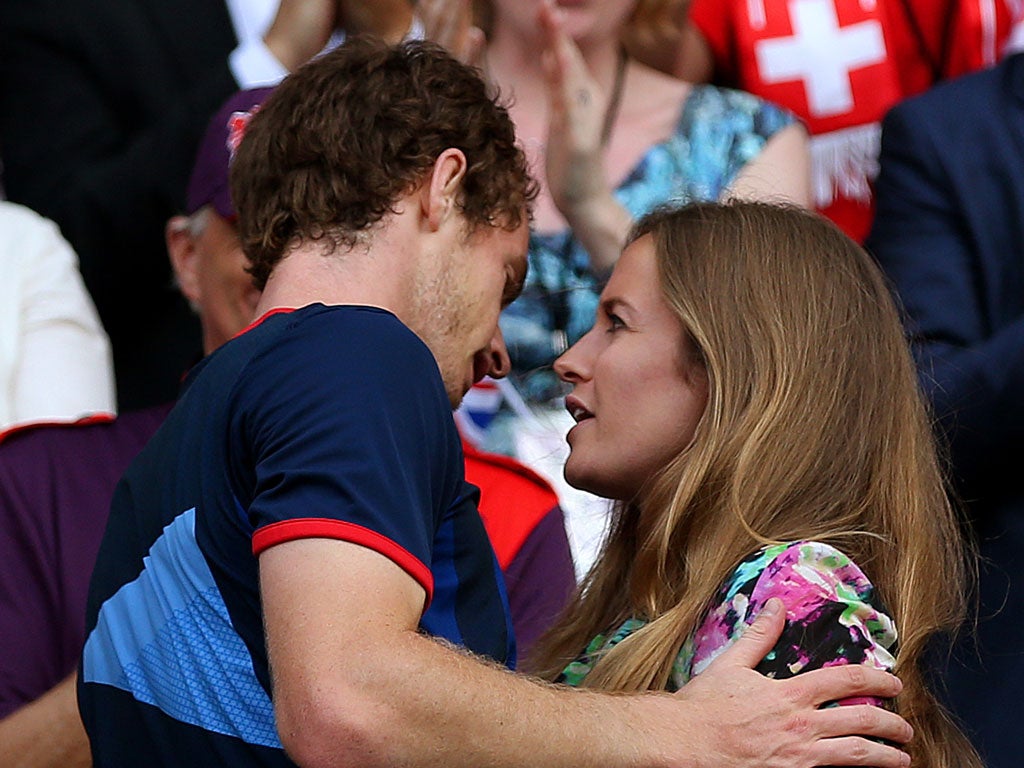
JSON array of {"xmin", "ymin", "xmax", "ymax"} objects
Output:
[{"xmin": 607, "ymin": 313, "xmax": 626, "ymax": 332}]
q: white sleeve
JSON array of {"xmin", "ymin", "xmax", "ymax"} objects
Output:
[
  {"xmin": 228, "ymin": 38, "xmax": 290, "ymax": 88},
  {"xmin": 0, "ymin": 203, "xmax": 116, "ymax": 429}
]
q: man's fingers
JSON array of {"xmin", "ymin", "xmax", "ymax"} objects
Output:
[
  {"xmin": 537, "ymin": 1, "xmax": 576, "ymax": 85},
  {"xmin": 813, "ymin": 703, "xmax": 913, "ymax": 745},
  {"xmin": 794, "ymin": 663, "xmax": 903, "ymax": 707},
  {"xmin": 707, "ymin": 598, "xmax": 786, "ymax": 669},
  {"xmin": 540, "ymin": 49, "xmax": 563, "ymax": 104},
  {"xmin": 813, "ymin": 736, "xmax": 911, "ymax": 768},
  {"xmin": 464, "ymin": 27, "xmax": 485, "ymax": 68},
  {"xmin": 421, "ymin": 0, "xmax": 454, "ymax": 46}
]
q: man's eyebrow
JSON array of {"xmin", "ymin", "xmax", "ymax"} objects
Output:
[{"xmin": 502, "ymin": 260, "xmax": 527, "ymax": 305}]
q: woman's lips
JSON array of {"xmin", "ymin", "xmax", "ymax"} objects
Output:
[{"xmin": 565, "ymin": 395, "xmax": 593, "ymax": 423}]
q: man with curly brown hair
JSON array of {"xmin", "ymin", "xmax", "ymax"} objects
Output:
[{"xmin": 78, "ymin": 38, "xmax": 913, "ymax": 768}]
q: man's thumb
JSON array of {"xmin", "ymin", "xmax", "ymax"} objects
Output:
[{"xmin": 712, "ymin": 597, "xmax": 786, "ymax": 670}]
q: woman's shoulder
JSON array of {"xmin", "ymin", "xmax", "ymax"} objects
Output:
[
  {"xmin": 680, "ymin": 83, "xmax": 797, "ymax": 134},
  {"xmin": 617, "ymin": 63, "xmax": 691, "ymax": 136},
  {"xmin": 677, "ymin": 541, "xmax": 896, "ymax": 685},
  {"xmin": 700, "ymin": 541, "xmax": 869, "ymax": 605},
  {"xmin": 623, "ymin": 61, "xmax": 691, "ymax": 102},
  {"xmin": 721, "ymin": 541, "xmax": 884, "ymax": 628},
  {"xmin": 743, "ymin": 541, "xmax": 874, "ymax": 599},
  {"xmin": 622, "ymin": 61, "xmax": 794, "ymax": 130},
  {"xmin": 627, "ymin": 78, "xmax": 799, "ymax": 198}
]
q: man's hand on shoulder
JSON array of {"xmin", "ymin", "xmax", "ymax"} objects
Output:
[{"xmin": 672, "ymin": 598, "xmax": 911, "ymax": 768}]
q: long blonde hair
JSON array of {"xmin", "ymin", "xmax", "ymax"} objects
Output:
[{"xmin": 528, "ymin": 201, "xmax": 980, "ymax": 768}]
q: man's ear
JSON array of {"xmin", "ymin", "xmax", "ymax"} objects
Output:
[
  {"xmin": 166, "ymin": 215, "xmax": 201, "ymax": 309},
  {"xmin": 421, "ymin": 148, "xmax": 468, "ymax": 231}
]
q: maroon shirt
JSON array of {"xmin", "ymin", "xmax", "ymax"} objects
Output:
[{"xmin": 0, "ymin": 404, "xmax": 171, "ymax": 717}]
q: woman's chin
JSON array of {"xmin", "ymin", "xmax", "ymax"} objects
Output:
[{"xmin": 564, "ymin": 461, "xmax": 622, "ymax": 501}]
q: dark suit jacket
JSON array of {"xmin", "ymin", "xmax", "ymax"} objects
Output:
[
  {"xmin": 0, "ymin": 0, "xmax": 241, "ymax": 409},
  {"xmin": 868, "ymin": 53, "xmax": 1024, "ymax": 768}
]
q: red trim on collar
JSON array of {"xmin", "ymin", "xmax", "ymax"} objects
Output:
[{"xmin": 232, "ymin": 307, "xmax": 296, "ymax": 340}]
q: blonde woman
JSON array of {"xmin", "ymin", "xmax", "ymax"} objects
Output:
[{"xmin": 532, "ymin": 200, "xmax": 982, "ymax": 768}]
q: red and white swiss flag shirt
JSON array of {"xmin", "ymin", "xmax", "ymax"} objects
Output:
[{"xmin": 690, "ymin": 0, "xmax": 1024, "ymax": 241}]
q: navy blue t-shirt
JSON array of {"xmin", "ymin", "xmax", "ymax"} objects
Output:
[{"xmin": 80, "ymin": 305, "xmax": 514, "ymax": 766}]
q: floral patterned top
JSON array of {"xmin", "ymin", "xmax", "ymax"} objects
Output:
[
  {"xmin": 558, "ymin": 541, "xmax": 896, "ymax": 695},
  {"xmin": 500, "ymin": 85, "xmax": 797, "ymax": 403}
]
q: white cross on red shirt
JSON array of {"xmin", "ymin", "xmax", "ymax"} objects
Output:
[{"xmin": 755, "ymin": 0, "xmax": 887, "ymax": 118}]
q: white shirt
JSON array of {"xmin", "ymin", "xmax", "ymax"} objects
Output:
[{"xmin": 0, "ymin": 203, "xmax": 116, "ymax": 430}]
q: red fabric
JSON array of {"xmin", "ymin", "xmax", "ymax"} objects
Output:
[
  {"xmin": 252, "ymin": 517, "xmax": 434, "ymax": 605},
  {"xmin": 688, "ymin": 0, "xmax": 1024, "ymax": 241},
  {"xmin": 698, "ymin": 0, "xmax": 904, "ymax": 132},
  {"xmin": 903, "ymin": 0, "xmax": 1024, "ymax": 79},
  {"xmin": 0, "ymin": 412, "xmax": 116, "ymax": 446},
  {"xmin": 462, "ymin": 439, "xmax": 560, "ymax": 571}
]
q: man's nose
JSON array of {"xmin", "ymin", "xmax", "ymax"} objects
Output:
[{"xmin": 484, "ymin": 327, "xmax": 511, "ymax": 379}]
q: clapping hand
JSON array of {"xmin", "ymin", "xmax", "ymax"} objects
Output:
[
  {"xmin": 538, "ymin": 0, "xmax": 609, "ymax": 220},
  {"xmin": 341, "ymin": 0, "xmax": 415, "ymax": 44},
  {"xmin": 418, "ymin": 0, "xmax": 486, "ymax": 67},
  {"xmin": 538, "ymin": 0, "xmax": 628, "ymax": 273},
  {"xmin": 264, "ymin": 0, "xmax": 339, "ymax": 72}
]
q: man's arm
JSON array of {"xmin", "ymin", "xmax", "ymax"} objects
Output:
[
  {"xmin": 260, "ymin": 538, "xmax": 912, "ymax": 768},
  {"xmin": 0, "ymin": 674, "xmax": 90, "ymax": 768}
]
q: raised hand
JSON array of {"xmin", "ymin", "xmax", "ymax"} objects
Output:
[
  {"xmin": 537, "ymin": 1, "xmax": 630, "ymax": 273},
  {"xmin": 340, "ymin": 0, "xmax": 415, "ymax": 44},
  {"xmin": 537, "ymin": 0, "xmax": 608, "ymax": 220},
  {"xmin": 264, "ymin": 0, "xmax": 339, "ymax": 72},
  {"xmin": 418, "ymin": 0, "xmax": 486, "ymax": 67}
]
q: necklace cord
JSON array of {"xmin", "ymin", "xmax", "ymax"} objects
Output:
[{"xmin": 600, "ymin": 46, "xmax": 629, "ymax": 146}]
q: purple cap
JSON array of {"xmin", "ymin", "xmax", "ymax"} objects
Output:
[{"xmin": 185, "ymin": 86, "xmax": 276, "ymax": 219}]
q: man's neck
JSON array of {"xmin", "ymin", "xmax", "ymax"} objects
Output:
[{"xmin": 255, "ymin": 237, "xmax": 411, "ymax": 320}]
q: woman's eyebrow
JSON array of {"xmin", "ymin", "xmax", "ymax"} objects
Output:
[{"xmin": 600, "ymin": 296, "xmax": 635, "ymax": 314}]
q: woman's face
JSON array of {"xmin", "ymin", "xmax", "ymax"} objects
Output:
[
  {"xmin": 554, "ymin": 235, "xmax": 709, "ymax": 501},
  {"xmin": 489, "ymin": 0, "xmax": 637, "ymax": 48}
]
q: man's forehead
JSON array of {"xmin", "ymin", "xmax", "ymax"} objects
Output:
[
  {"xmin": 473, "ymin": 216, "xmax": 527, "ymax": 253},
  {"xmin": 505, "ymin": 216, "xmax": 529, "ymax": 249},
  {"xmin": 505, "ymin": 222, "xmax": 529, "ymax": 272},
  {"xmin": 498, "ymin": 222, "xmax": 529, "ymax": 305}
]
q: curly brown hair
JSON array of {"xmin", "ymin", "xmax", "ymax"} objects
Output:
[{"xmin": 230, "ymin": 37, "xmax": 536, "ymax": 289}]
